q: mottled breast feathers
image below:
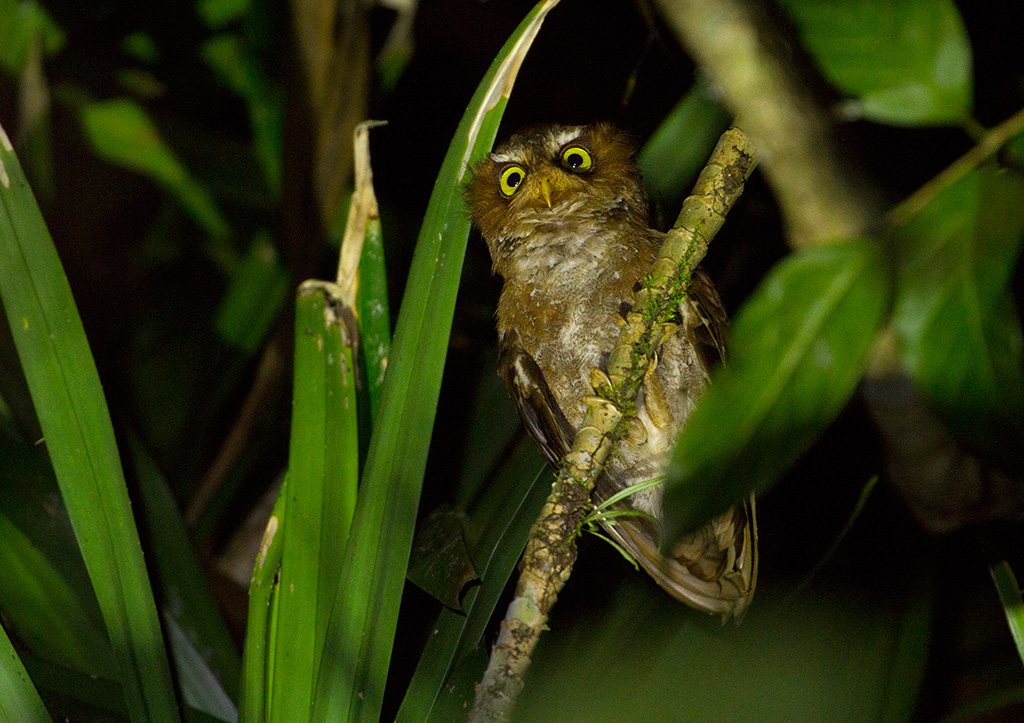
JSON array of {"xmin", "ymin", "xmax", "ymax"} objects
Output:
[{"xmin": 466, "ymin": 123, "xmax": 757, "ymax": 620}]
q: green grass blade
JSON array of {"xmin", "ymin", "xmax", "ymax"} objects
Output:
[
  {"xmin": 355, "ymin": 215, "xmax": 390, "ymax": 421},
  {"xmin": 990, "ymin": 561, "xmax": 1024, "ymax": 667},
  {"xmin": 396, "ymin": 443, "xmax": 548, "ymax": 722},
  {"xmin": 267, "ymin": 290, "xmax": 329, "ymax": 723},
  {"xmin": 310, "ymin": 3, "xmax": 562, "ymax": 721},
  {"xmin": 268, "ymin": 283, "xmax": 359, "ymax": 723},
  {"xmin": 0, "ymin": 122, "xmax": 181, "ymax": 723},
  {"xmin": 239, "ymin": 484, "xmax": 284, "ymax": 723},
  {"xmin": 79, "ymin": 98, "xmax": 230, "ymax": 242},
  {"xmin": 127, "ymin": 433, "xmax": 241, "ymax": 697},
  {"xmin": 0, "ymin": 510, "xmax": 111, "ymax": 677},
  {"xmin": 0, "ymin": 621, "xmax": 53, "ymax": 723}
]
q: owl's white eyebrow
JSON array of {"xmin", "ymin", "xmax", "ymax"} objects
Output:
[
  {"xmin": 490, "ymin": 152, "xmax": 518, "ymax": 164},
  {"xmin": 548, "ymin": 128, "xmax": 583, "ymax": 153}
]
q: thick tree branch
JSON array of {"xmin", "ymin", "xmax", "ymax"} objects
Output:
[
  {"xmin": 655, "ymin": 0, "xmax": 877, "ymax": 246},
  {"xmin": 468, "ymin": 128, "xmax": 757, "ymax": 723}
]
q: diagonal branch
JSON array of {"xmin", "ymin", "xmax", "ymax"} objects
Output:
[{"xmin": 468, "ymin": 128, "xmax": 757, "ymax": 723}]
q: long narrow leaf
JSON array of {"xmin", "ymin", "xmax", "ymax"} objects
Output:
[
  {"xmin": 0, "ymin": 622, "xmax": 53, "ymax": 723},
  {"xmin": 0, "ymin": 123, "xmax": 181, "ymax": 722},
  {"xmin": 128, "ymin": 434, "xmax": 241, "ymax": 697},
  {"xmin": 268, "ymin": 290, "xmax": 329, "ymax": 723},
  {"xmin": 0, "ymin": 510, "xmax": 111, "ymax": 676},
  {"xmin": 310, "ymin": 3, "xmax": 562, "ymax": 721},
  {"xmin": 396, "ymin": 442, "xmax": 548, "ymax": 722},
  {"xmin": 239, "ymin": 484, "xmax": 284, "ymax": 723}
]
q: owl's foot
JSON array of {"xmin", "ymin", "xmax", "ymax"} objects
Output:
[{"xmin": 642, "ymin": 354, "xmax": 673, "ymax": 430}]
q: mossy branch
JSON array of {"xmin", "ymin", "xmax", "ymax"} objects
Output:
[{"xmin": 468, "ymin": 128, "xmax": 757, "ymax": 723}]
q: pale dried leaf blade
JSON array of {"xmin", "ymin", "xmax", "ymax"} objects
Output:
[
  {"xmin": 459, "ymin": 0, "xmax": 562, "ymax": 177},
  {"xmin": 336, "ymin": 119, "xmax": 386, "ymax": 305}
]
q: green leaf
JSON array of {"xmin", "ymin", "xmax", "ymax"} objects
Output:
[
  {"xmin": 127, "ymin": 434, "xmax": 241, "ymax": 698},
  {"xmin": 396, "ymin": 441, "xmax": 549, "ymax": 723},
  {"xmin": 512, "ymin": 572, "xmax": 931, "ymax": 722},
  {"xmin": 407, "ymin": 506, "xmax": 478, "ymax": 611},
  {"xmin": 0, "ymin": 622, "xmax": 53, "ymax": 723},
  {"xmin": 0, "ymin": 0, "xmax": 64, "ymax": 75},
  {"xmin": 268, "ymin": 285, "xmax": 358, "ymax": 723},
  {"xmin": 0, "ymin": 511, "xmax": 112, "ymax": 677},
  {"xmin": 664, "ymin": 239, "xmax": 891, "ymax": 542},
  {"xmin": 239, "ymin": 483, "xmax": 284, "ymax": 723},
  {"xmin": 80, "ymin": 98, "xmax": 229, "ymax": 238},
  {"xmin": 778, "ymin": 0, "xmax": 972, "ymax": 125},
  {"xmin": 201, "ymin": 35, "xmax": 283, "ymax": 197},
  {"xmin": 0, "ymin": 123, "xmax": 181, "ymax": 722},
  {"xmin": 309, "ymin": 3, "xmax": 562, "ymax": 721},
  {"xmin": 638, "ymin": 77, "xmax": 731, "ymax": 210},
  {"xmin": 892, "ymin": 165, "xmax": 1024, "ymax": 466},
  {"xmin": 354, "ymin": 215, "xmax": 390, "ymax": 423},
  {"xmin": 164, "ymin": 616, "xmax": 237, "ymax": 723},
  {"xmin": 122, "ymin": 32, "xmax": 159, "ymax": 64},
  {"xmin": 215, "ymin": 232, "xmax": 290, "ymax": 354},
  {"xmin": 197, "ymin": 0, "xmax": 252, "ymax": 28}
]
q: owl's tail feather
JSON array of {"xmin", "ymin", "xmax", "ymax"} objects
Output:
[{"xmin": 601, "ymin": 495, "xmax": 758, "ymax": 623}]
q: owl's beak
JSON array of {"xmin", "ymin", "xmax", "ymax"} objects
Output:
[{"xmin": 538, "ymin": 176, "xmax": 553, "ymax": 208}]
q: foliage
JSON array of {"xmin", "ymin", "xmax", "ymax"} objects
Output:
[{"xmin": 0, "ymin": 0, "xmax": 1023, "ymax": 722}]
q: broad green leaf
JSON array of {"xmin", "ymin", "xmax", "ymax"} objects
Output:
[
  {"xmin": 638, "ymin": 77, "xmax": 731, "ymax": 210},
  {"xmin": 0, "ymin": 622, "xmax": 53, "ymax": 723},
  {"xmin": 779, "ymin": 0, "xmax": 972, "ymax": 125},
  {"xmin": 0, "ymin": 511, "xmax": 111, "ymax": 677},
  {"xmin": 20, "ymin": 653, "xmax": 124, "ymax": 718},
  {"xmin": 0, "ymin": 434, "xmax": 108, "ymax": 650},
  {"xmin": 663, "ymin": 239, "xmax": 890, "ymax": 542},
  {"xmin": 892, "ymin": 165, "xmax": 1024, "ymax": 466},
  {"xmin": 0, "ymin": 123, "xmax": 180, "ymax": 722},
  {"xmin": 310, "ymin": 3, "xmax": 562, "ymax": 721},
  {"xmin": 454, "ymin": 347, "xmax": 522, "ymax": 511},
  {"xmin": 215, "ymin": 232, "xmax": 290, "ymax": 354},
  {"xmin": 80, "ymin": 98, "xmax": 230, "ymax": 238},
  {"xmin": 396, "ymin": 441, "xmax": 548, "ymax": 723}
]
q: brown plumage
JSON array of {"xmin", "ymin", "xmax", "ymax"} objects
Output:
[{"xmin": 466, "ymin": 123, "xmax": 757, "ymax": 620}]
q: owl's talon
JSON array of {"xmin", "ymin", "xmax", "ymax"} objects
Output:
[
  {"xmin": 625, "ymin": 418, "xmax": 648, "ymax": 446},
  {"xmin": 643, "ymin": 357, "xmax": 673, "ymax": 430},
  {"xmin": 589, "ymin": 368, "xmax": 613, "ymax": 395}
]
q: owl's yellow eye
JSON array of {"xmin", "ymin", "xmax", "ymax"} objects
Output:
[
  {"xmin": 560, "ymin": 146, "xmax": 593, "ymax": 172},
  {"xmin": 499, "ymin": 165, "xmax": 526, "ymax": 197}
]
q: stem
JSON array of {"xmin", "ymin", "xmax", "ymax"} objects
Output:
[
  {"xmin": 468, "ymin": 128, "xmax": 757, "ymax": 723},
  {"xmin": 888, "ymin": 106, "xmax": 1024, "ymax": 228}
]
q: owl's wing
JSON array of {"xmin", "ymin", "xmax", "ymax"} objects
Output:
[
  {"xmin": 497, "ymin": 330, "xmax": 575, "ymax": 466},
  {"xmin": 682, "ymin": 267, "xmax": 728, "ymax": 370},
  {"xmin": 596, "ymin": 495, "xmax": 758, "ymax": 622},
  {"xmin": 595, "ymin": 267, "xmax": 756, "ymax": 621}
]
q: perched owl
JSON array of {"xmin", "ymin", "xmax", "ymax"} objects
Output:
[{"xmin": 466, "ymin": 123, "xmax": 757, "ymax": 619}]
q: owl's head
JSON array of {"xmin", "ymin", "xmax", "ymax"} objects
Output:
[{"xmin": 466, "ymin": 123, "xmax": 650, "ymax": 273}]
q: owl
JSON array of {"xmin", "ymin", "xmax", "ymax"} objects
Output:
[{"xmin": 466, "ymin": 123, "xmax": 757, "ymax": 619}]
